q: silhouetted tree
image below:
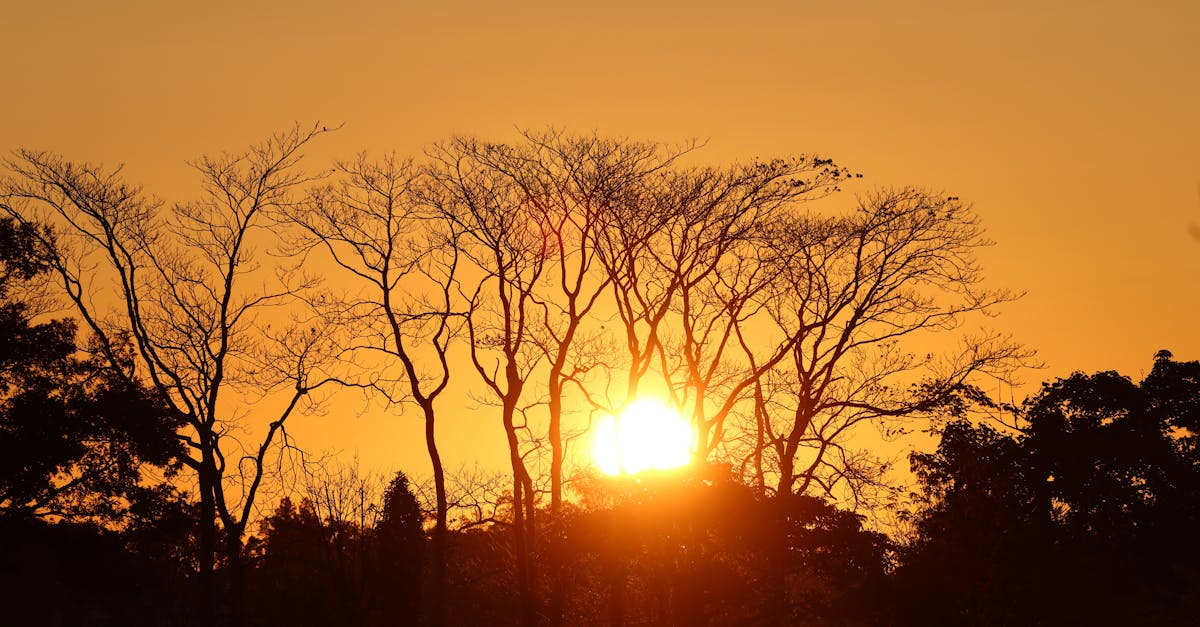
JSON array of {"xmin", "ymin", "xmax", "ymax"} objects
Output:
[
  {"xmin": 447, "ymin": 130, "xmax": 685, "ymax": 626},
  {"xmin": 0, "ymin": 217, "xmax": 183, "ymax": 523},
  {"xmin": 902, "ymin": 351, "xmax": 1200, "ymax": 624},
  {"xmin": 595, "ymin": 155, "xmax": 851, "ymax": 460},
  {"xmin": 0, "ymin": 216, "xmax": 193, "ymax": 624},
  {"xmin": 1, "ymin": 125, "xmax": 346, "ymax": 625},
  {"xmin": 248, "ymin": 497, "xmax": 333, "ymax": 625},
  {"xmin": 900, "ymin": 418, "xmax": 1056, "ymax": 624},
  {"xmin": 377, "ymin": 471, "xmax": 425, "ymax": 625},
  {"xmin": 425, "ymin": 136, "xmax": 550, "ymax": 626},
  {"xmin": 283, "ymin": 153, "xmax": 460, "ymax": 625},
  {"xmin": 747, "ymin": 189, "xmax": 1027, "ymax": 503},
  {"xmin": 248, "ymin": 470, "xmax": 425, "ymax": 627}
]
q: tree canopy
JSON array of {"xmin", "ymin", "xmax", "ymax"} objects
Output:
[
  {"xmin": 901, "ymin": 351, "xmax": 1200, "ymax": 624},
  {"xmin": 0, "ymin": 217, "xmax": 184, "ymax": 524}
]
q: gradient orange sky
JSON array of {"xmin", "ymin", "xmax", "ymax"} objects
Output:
[{"xmin": 4, "ymin": 0, "xmax": 1198, "ymax": 478}]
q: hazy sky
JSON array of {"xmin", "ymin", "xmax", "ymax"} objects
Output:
[{"xmin": 4, "ymin": 0, "xmax": 1198, "ymax": 477}]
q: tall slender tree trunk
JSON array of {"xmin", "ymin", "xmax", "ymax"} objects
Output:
[
  {"xmin": 547, "ymin": 378, "xmax": 566, "ymax": 627},
  {"xmin": 776, "ymin": 403, "xmax": 814, "ymax": 498},
  {"xmin": 224, "ymin": 533, "xmax": 246, "ymax": 627},
  {"xmin": 510, "ymin": 465, "xmax": 535, "ymax": 627},
  {"xmin": 198, "ymin": 447, "xmax": 217, "ymax": 627},
  {"xmin": 423, "ymin": 402, "xmax": 448, "ymax": 627},
  {"xmin": 501, "ymin": 349, "xmax": 536, "ymax": 626},
  {"xmin": 775, "ymin": 454, "xmax": 795, "ymax": 498}
]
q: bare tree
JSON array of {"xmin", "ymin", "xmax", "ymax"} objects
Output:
[
  {"xmin": 298, "ymin": 459, "xmax": 389, "ymax": 626},
  {"xmin": 743, "ymin": 188, "xmax": 1031, "ymax": 501},
  {"xmin": 480, "ymin": 130, "xmax": 700, "ymax": 626},
  {"xmin": 0, "ymin": 124, "xmax": 343, "ymax": 626},
  {"xmin": 408, "ymin": 464, "xmax": 516, "ymax": 533},
  {"xmin": 301, "ymin": 458, "xmax": 387, "ymax": 535},
  {"xmin": 658, "ymin": 158, "xmax": 854, "ymax": 460},
  {"xmin": 282, "ymin": 152, "xmax": 461, "ymax": 626},
  {"xmin": 593, "ymin": 156, "xmax": 851, "ymax": 452},
  {"xmin": 424, "ymin": 136, "xmax": 550, "ymax": 626}
]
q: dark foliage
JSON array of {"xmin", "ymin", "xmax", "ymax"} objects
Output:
[
  {"xmin": 0, "ymin": 516, "xmax": 195, "ymax": 626},
  {"xmin": 5, "ymin": 346, "xmax": 1200, "ymax": 627},
  {"xmin": 442, "ymin": 469, "xmax": 894, "ymax": 627},
  {"xmin": 0, "ymin": 217, "xmax": 195, "ymax": 623},
  {"xmin": 377, "ymin": 472, "xmax": 426, "ymax": 623},
  {"xmin": 899, "ymin": 351, "xmax": 1200, "ymax": 625},
  {"xmin": 246, "ymin": 471, "xmax": 425, "ymax": 627},
  {"xmin": 0, "ymin": 217, "xmax": 185, "ymax": 523}
]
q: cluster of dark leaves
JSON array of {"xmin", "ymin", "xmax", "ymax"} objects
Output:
[
  {"xmin": 898, "ymin": 350, "xmax": 1200, "ymax": 625},
  {"xmin": 244, "ymin": 473, "xmax": 424, "ymax": 627},
  {"xmin": 0, "ymin": 217, "xmax": 195, "ymax": 625},
  {"xmin": 0, "ymin": 216, "xmax": 186, "ymax": 524}
]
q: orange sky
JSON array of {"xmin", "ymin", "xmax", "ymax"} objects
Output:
[{"xmin": 4, "ymin": 0, "xmax": 1199, "ymax": 480}]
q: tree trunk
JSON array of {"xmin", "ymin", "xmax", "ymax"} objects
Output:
[
  {"xmin": 224, "ymin": 532, "xmax": 246, "ymax": 627},
  {"xmin": 775, "ymin": 454, "xmax": 795, "ymax": 498},
  {"xmin": 198, "ymin": 447, "xmax": 217, "ymax": 627},
  {"xmin": 503, "ymin": 362, "xmax": 536, "ymax": 626},
  {"xmin": 424, "ymin": 401, "xmax": 448, "ymax": 627},
  {"xmin": 548, "ymin": 378, "xmax": 565, "ymax": 627},
  {"xmin": 510, "ymin": 469, "xmax": 535, "ymax": 627}
]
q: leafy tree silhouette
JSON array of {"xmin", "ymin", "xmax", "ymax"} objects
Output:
[
  {"xmin": 0, "ymin": 217, "xmax": 184, "ymax": 523},
  {"xmin": 0, "ymin": 216, "xmax": 192, "ymax": 627},
  {"xmin": 901, "ymin": 351, "xmax": 1200, "ymax": 624},
  {"xmin": 250, "ymin": 497, "xmax": 341, "ymax": 627},
  {"xmin": 247, "ymin": 470, "xmax": 424, "ymax": 627},
  {"xmin": 376, "ymin": 471, "xmax": 425, "ymax": 625}
]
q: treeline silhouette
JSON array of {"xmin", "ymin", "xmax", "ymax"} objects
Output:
[
  {"xmin": 3, "ymin": 335, "xmax": 1198, "ymax": 624},
  {"xmin": 1, "ymin": 128, "xmax": 1197, "ymax": 625}
]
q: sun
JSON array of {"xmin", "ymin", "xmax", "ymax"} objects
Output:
[{"xmin": 592, "ymin": 399, "xmax": 694, "ymax": 475}]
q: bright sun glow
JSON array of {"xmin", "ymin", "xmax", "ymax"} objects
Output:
[{"xmin": 592, "ymin": 399, "xmax": 694, "ymax": 475}]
